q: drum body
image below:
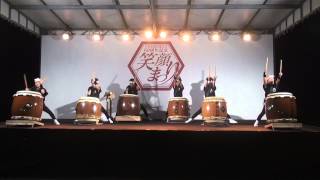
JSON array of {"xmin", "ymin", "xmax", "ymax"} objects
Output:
[
  {"xmin": 167, "ymin": 97, "xmax": 189, "ymax": 121},
  {"xmin": 265, "ymin": 92, "xmax": 297, "ymax": 123},
  {"xmin": 201, "ymin": 97, "xmax": 227, "ymax": 123},
  {"xmin": 76, "ymin": 97, "xmax": 102, "ymax": 121},
  {"xmin": 116, "ymin": 94, "xmax": 141, "ymax": 121},
  {"xmin": 11, "ymin": 91, "xmax": 44, "ymax": 121}
]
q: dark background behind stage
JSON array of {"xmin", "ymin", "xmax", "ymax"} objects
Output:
[
  {"xmin": 0, "ymin": 10, "xmax": 319, "ymax": 125},
  {"xmin": 274, "ymin": 10, "xmax": 319, "ymax": 126},
  {"xmin": 0, "ymin": 17, "xmax": 40, "ymax": 121}
]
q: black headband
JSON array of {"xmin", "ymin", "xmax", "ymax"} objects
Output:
[{"xmin": 92, "ymin": 78, "xmax": 99, "ymax": 84}]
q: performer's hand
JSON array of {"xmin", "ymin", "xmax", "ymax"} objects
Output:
[
  {"xmin": 41, "ymin": 89, "xmax": 45, "ymax": 94},
  {"xmin": 263, "ymin": 77, "xmax": 268, "ymax": 85},
  {"xmin": 213, "ymin": 76, "xmax": 217, "ymax": 81},
  {"xmin": 279, "ymin": 72, "xmax": 283, "ymax": 78}
]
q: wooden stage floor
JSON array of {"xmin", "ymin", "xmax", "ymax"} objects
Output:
[{"xmin": 1, "ymin": 121, "xmax": 320, "ymax": 132}]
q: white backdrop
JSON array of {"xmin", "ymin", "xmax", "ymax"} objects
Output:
[{"xmin": 41, "ymin": 34, "xmax": 274, "ymax": 120}]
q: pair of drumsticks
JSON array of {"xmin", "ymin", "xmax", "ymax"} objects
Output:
[
  {"xmin": 203, "ymin": 65, "xmax": 217, "ymax": 83},
  {"xmin": 208, "ymin": 65, "xmax": 217, "ymax": 78},
  {"xmin": 265, "ymin": 57, "xmax": 283, "ymax": 76},
  {"xmin": 23, "ymin": 74, "xmax": 46, "ymax": 90}
]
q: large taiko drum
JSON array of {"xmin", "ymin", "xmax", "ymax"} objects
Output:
[
  {"xmin": 201, "ymin": 97, "xmax": 228, "ymax": 124},
  {"xmin": 116, "ymin": 94, "xmax": 141, "ymax": 121},
  {"xmin": 167, "ymin": 97, "xmax": 189, "ymax": 122},
  {"xmin": 75, "ymin": 97, "xmax": 102, "ymax": 123},
  {"xmin": 11, "ymin": 90, "xmax": 44, "ymax": 121},
  {"xmin": 265, "ymin": 92, "xmax": 297, "ymax": 123}
]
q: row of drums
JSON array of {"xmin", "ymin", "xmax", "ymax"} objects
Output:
[
  {"xmin": 167, "ymin": 92, "xmax": 298, "ymax": 124},
  {"xmin": 11, "ymin": 90, "xmax": 298, "ymax": 124},
  {"xmin": 167, "ymin": 97, "xmax": 228, "ymax": 123},
  {"xmin": 76, "ymin": 94, "xmax": 142, "ymax": 122}
]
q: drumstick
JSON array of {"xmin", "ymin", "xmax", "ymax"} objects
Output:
[
  {"xmin": 280, "ymin": 59, "xmax": 283, "ymax": 74},
  {"xmin": 211, "ymin": 65, "xmax": 213, "ymax": 77},
  {"xmin": 214, "ymin": 65, "xmax": 216, "ymax": 77},
  {"xmin": 91, "ymin": 72, "xmax": 96, "ymax": 81},
  {"xmin": 202, "ymin": 70, "xmax": 205, "ymax": 83},
  {"xmin": 41, "ymin": 77, "xmax": 47, "ymax": 84},
  {"xmin": 265, "ymin": 57, "xmax": 269, "ymax": 75},
  {"xmin": 23, "ymin": 74, "xmax": 28, "ymax": 89}
]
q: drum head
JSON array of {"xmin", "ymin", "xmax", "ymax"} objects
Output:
[
  {"xmin": 267, "ymin": 92, "xmax": 294, "ymax": 99},
  {"xmin": 203, "ymin": 96, "xmax": 225, "ymax": 102},
  {"xmin": 78, "ymin": 96, "xmax": 101, "ymax": 103},
  {"xmin": 169, "ymin": 97, "xmax": 188, "ymax": 102},
  {"xmin": 120, "ymin": 94, "xmax": 139, "ymax": 98},
  {"xmin": 14, "ymin": 90, "xmax": 43, "ymax": 98}
]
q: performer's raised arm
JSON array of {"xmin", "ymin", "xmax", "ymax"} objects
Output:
[
  {"xmin": 263, "ymin": 72, "xmax": 268, "ymax": 88},
  {"xmin": 213, "ymin": 75, "xmax": 217, "ymax": 88},
  {"xmin": 87, "ymin": 88, "xmax": 91, "ymax": 96},
  {"xmin": 276, "ymin": 72, "xmax": 283, "ymax": 86},
  {"xmin": 173, "ymin": 76, "xmax": 177, "ymax": 89}
]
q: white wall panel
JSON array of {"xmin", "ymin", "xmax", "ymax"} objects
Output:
[
  {"xmin": 19, "ymin": 14, "xmax": 27, "ymax": 27},
  {"xmin": 10, "ymin": 9, "xmax": 19, "ymax": 23},
  {"xmin": 41, "ymin": 35, "xmax": 274, "ymax": 120},
  {"xmin": 0, "ymin": 0, "xmax": 10, "ymax": 18}
]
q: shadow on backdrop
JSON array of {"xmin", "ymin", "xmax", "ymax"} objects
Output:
[
  {"xmin": 56, "ymin": 101, "xmax": 77, "ymax": 119},
  {"xmin": 189, "ymin": 71, "xmax": 205, "ymax": 115},
  {"xmin": 141, "ymin": 83, "xmax": 166, "ymax": 120}
]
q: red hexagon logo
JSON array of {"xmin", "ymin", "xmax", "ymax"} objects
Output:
[{"xmin": 128, "ymin": 41, "xmax": 184, "ymax": 90}]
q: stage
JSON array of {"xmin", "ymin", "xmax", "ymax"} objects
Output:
[
  {"xmin": 2, "ymin": 120, "xmax": 318, "ymax": 132},
  {"xmin": 1, "ymin": 121, "xmax": 320, "ymax": 179},
  {"xmin": 0, "ymin": 121, "xmax": 291, "ymax": 131}
]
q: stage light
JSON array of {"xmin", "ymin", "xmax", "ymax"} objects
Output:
[
  {"xmin": 62, "ymin": 33, "xmax": 70, "ymax": 40},
  {"xmin": 209, "ymin": 32, "xmax": 220, "ymax": 41},
  {"xmin": 122, "ymin": 34, "xmax": 130, "ymax": 41},
  {"xmin": 92, "ymin": 34, "xmax": 101, "ymax": 41},
  {"xmin": 116, "ymin": 31, "xmax": 134, "ymax": 41},
  {"xmin": 182, "ymin": 33, "xmax": 191, "ymax": 42},
  {"xmin": 179, "ymin": 31, "xmax": 194, "ymax": 42},
  {"xmin": 159, "ymin": 31, "xmax": 167, "ymax": 39},
  {"xmin": 89, "ymin": 31, "xmax": 104, "ymax": 42},
  {"xmin": 212, "ymin": 33, "xmax": 220, "ymax": 41},
  {"xmin": 243, "ymin": 33, "xmax": 252, "ymax": 42},
  {"xmin": 145, "ymin": 30, "xmax": 153, "ymax": 39},
  {"xmin": 208, "ymin": 31, "xmax": 228, "ymax": 42}
]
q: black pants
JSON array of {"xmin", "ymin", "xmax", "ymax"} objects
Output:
[
  {"xmin": 192, "ymin": 108, "xmax": 231, "ymax": 119},
  {"xmin": 101, "ymin": 106, "xmax": 112, "ymax": 119},
  {"xmin": 256, "ymin": 101, "xmax": 266, "ymax": 122},
  {"xmin": 140, "ymin": 104, "xmax": 149, "ymax": 118},
  {"xmin": 43, "ymin": 104, "xmax": 56, "ymax": 120}
]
